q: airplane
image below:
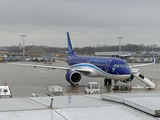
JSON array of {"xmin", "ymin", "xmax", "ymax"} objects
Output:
[{"xmin": 7, "ymin": 32, "xmax": 155, "ymax": 90}]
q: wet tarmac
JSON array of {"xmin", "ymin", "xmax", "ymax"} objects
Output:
[{"xmin": 0, "ymin": 61, "xmax": 160, "ymax": 97}]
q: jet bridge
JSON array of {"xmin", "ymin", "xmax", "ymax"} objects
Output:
[{"xmin": 130, "ymin": 67, "xmax": 155, "ymax": 89}]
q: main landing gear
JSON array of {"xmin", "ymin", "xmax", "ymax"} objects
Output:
[
  {"xmin": 104, "ymin": 79, "xmax": 119, "ymax": 91},
  {"xmin": 104, "ymin": 79, "xmax": 112, "ymax": 86}
]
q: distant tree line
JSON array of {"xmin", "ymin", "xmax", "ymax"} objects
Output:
[{"xmin": 6, "ymin": 43, "xmax": 159, "ymax": 55}]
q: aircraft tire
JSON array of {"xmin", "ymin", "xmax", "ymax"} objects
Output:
[
  {"xmin": 116, "ymin": 86, "xmax": 119, "ymax": 90},
  {"xmin": 104, "ymin": 79, "xmax": 108, "ymax": 85},
  {"xmin": 108, "ymin": 79, "xmax": 112, "ymax": 85}
]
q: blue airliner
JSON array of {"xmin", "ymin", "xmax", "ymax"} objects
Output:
[
  {"xmin": 9, "ymin": 32, "xmax": 155, "ymax": 90},
  {"xmin": 65, "ymin": 32, "xmax": 131, "ymax": 88}
]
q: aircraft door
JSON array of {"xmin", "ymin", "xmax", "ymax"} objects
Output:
[{"xmin": 105, "ymin": 60, "xmax": 112, "ymax": 72}]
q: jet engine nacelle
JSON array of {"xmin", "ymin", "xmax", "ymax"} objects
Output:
[
  {"xmin": 65, "ymin": 71, "xmax": 81, "ymax": 85},
  {"xmin": 120, "ymin": 75, "xmax": 134, "ymax": 83}
]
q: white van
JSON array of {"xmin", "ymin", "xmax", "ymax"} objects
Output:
[{"xmin": 0, "ymin": 86, "xmax": 12, "ymax": 98}]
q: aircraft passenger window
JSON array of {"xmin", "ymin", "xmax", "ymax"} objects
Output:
[{"xmin": 116, "ymin": 65, "xmax": 119, "ymax": 67}]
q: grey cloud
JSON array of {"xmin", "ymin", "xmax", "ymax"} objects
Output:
[
  {"xmin": 0, "ymin": 0, "xmax": 159, "ymax": 28},
  {"xmin": 0, "ymin": 0, "xmax": 160, "ymax": 47}
]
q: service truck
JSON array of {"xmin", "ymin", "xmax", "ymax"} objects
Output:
[{"xmin": 85, "ymin": 82, "xmax": 100, "ymax": 94}]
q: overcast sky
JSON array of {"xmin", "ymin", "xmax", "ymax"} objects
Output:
[{"xmin": 0, "ymin": 0, "xmax": 160, "ymax": 47}]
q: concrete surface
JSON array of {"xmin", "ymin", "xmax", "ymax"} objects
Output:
[
  {"xmin": 0, "ymin": 94, "xmax": 159, "ymax": 120},
  {"xmin": 101, "ymin": 93, "xmax": 160, "ymax": 116}
]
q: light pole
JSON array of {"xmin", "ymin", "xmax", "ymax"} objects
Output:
[
  {"xmin": 20, "ymin": 35, "xmax": 27, "ymax": 61},
  {"xmin": 116, "ymin": 37, "xmax": 123, "ymax": 56}
]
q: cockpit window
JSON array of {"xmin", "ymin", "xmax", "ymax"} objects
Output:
[
  {"xmin": 120, "ymin": 64, "xmax": 125, "ymax": 68},
  {"xmin": 113, "ymin": 64, "xmax": 129, "ymax": 68},
  {"xmin": 113, "ymin": 64, "xmax": 117, "ymax": 67},
  {"xmin": 125, "ymin": 64, "xmax": 129, "ymax": 68}
]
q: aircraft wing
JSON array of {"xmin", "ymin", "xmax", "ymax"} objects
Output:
[
  {"xmin": 130, "ymin": 53, "xmax": 155, "ymax": 68},
  {"xmin": 131, "ymin": 62, "xmax": 155, "ymax": 67},
  {"xmin": 8, "ymin": 62, "xmax": 70, "ymax": 71},
  {"xmin": 8, "ymin": 62, "xmax": 91, "ymax": 74},
  {"xmin": 118, "ymin": 53, "xmax": 135, "ymax": 57}
]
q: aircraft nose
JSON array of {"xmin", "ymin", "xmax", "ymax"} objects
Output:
[
  {"xmin": 119, "ymin": 68, "xmax": 131, "ymax": 79},
  {"xmin": 117, "ymin": 68, "xmax": 131, "ymax": 74},
  {"xmin": 123, "ymin": 68, "xmax": 131, "ymax": 74}
]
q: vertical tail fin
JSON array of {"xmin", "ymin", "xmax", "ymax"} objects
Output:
[{"xmin": 67, "ymin": 32, "xmax": 75, "ymax": 56}]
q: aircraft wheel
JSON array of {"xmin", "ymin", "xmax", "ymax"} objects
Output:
[
  {"xmin": 108, "ymin": 79, "xmax": 112, "ymax": 85},
  {"xmin": 85, "ymin": 91, "xmax": 87, "ymax": 94},
  {"xmin": 113, "ymin": 85, "xmax": 117, "ymax": 90},
  {"xmin": 104, "ymin": 79, "xmax": 108, "ymax": 85},
  {"xmin": 116, "ymin": 86, "xmax": 119, "ymax": 90},
  {"xmin": 113, "ymin": 85, "xmax": 119, "ymax": 91}
]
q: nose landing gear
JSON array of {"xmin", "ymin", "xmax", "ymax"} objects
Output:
[{"xmin": 113, "ymin": 80, "xmax": 119, "ymax": 91}]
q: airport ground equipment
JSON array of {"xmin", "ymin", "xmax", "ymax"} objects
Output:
[
  {"xmin": 0, "ymin": 86, "xmax": 12, "ymax": 98},
  {"xmin": 85, "ymin": 82, "xmax": 100, "ymax": 94},
  {"xmin": 46, "ymin": 86, "xmax": 63, "ymax": 96},
  {"xmin": 130, "ymin": 66, "xmax": 155, "ymax": 89}
]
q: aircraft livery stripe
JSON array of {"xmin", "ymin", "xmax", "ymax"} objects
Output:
[{"xmin": 71, "ymin": 63, "xmax": 109, "ymax": 75}]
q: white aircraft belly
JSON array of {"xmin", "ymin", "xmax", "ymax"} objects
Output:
[
  {"xmin": 74, "ymin": 66, "xmax": 130, "ymax": 80},
  {"xmin": 96, "ymin": 70, "xmax": 130, "ymax": 80}
]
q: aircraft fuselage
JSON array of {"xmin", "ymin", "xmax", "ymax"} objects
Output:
[{"xmin": 66, "ymin": 55, "xmax": 131, "ymax": 80}]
